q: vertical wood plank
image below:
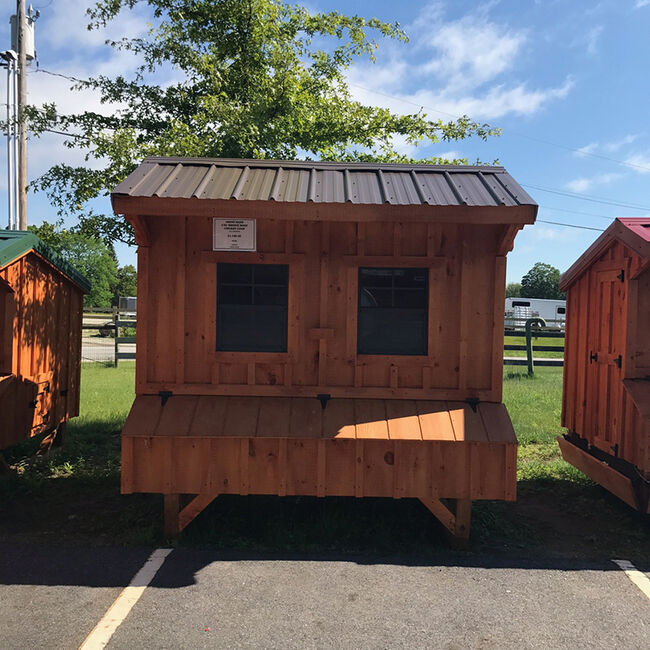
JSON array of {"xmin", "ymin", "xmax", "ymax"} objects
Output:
[{"xmin": 490, "ymin": 256, "xmax": 506, "ymax": 402}]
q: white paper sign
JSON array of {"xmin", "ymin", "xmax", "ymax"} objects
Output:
[{"xmin": 213, "ymin": 218, "xmax": 256, "ymax": 251}]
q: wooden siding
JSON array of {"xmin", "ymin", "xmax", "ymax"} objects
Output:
[
  {"xmin": 136, "ymin": 216, "xmax": 507, "ymax": 402},
  {"xmin": 562, "ymin": 239, "xmax": 649, "ymax": 477},
  {"xmin": 0, "ymin": 252, "xmax": 83, "ymax": 448},
  {"xmin": 121, "ymin": 395, "xmax": 517, "ymax": 501}
]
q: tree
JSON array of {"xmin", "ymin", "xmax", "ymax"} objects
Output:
[
  {"xmin": 28, "ymin": 221, "xmax": 118, "ymax": 309},
  {"xmin": 113, "ymin": 264, "xmax": 137, "ymax": 304},
  {"xmin": 505, "ymin": 282, "xmax": 521, "ymax": 298},
  {"xmin": 520, "ymin": 263, "xmax": 564, "ymax": 299},
  {"xmin": 26, "ymin": 0, "xmax": 499, "ymax": 246}
]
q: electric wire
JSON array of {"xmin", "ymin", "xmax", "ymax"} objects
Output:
[{"xmin": 536, "ymin": 219, "xmax": 605, "ymax": 232}]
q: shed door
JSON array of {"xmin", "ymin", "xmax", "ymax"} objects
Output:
[{"xmin": 586, "ymin": 264, "xmax": 627, "ymax": 454}]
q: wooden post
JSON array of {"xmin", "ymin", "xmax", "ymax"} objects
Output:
[
  {"xmin": 113, "ymin": 307, "xmax": 119, "ymax": 367},
  {"xmin": 525, "ymin": 317, "xmax": 546, "ymax": 375}
]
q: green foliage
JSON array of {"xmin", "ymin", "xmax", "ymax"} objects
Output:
[
  {"xmin": 114, "ymin": 264, "xmax": 137, "ymax": 304},
  {"xmin": 505, "ymin": 282, "xmax": 521, "ymax": 297},
  {"xmin": 25, "ymin": 0, "xmax": 500, "ymax": 246},
  {"xmin": 28, "ymin": 221, "xmax": 118, "ymax": 308},
  {"xmin": 521, "ymin": 262, "xmax": 565, "ymax": 299}
]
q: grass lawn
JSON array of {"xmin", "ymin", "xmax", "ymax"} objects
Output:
[{"xmin": 1, "ymin": 363, "xmax": 648, "ymax": 561}]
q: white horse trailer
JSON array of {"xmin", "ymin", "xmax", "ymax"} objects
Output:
[{"xmin": 505, "ymin": 297, "xmax": 565, "ymax": 330}]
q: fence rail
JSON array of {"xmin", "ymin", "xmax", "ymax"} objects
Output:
[
  {"xmin": 81, "ymin": 311, "xmax": 136, "ymax": 364},
  {"xmin": 503, "ymin": 318, "xmax": 565, "ymax": 373}
]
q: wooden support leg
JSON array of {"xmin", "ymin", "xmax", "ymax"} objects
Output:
[
  {"xmin": 164, "ymin": 494, "xmax": 181, "ymax": 537},
  {"xmin": 36, "ymin": 423, "xmax": 66, "ymax": 457},
  {"xmin": 164, "ymin": 493, "xmax": 219, "ymax": 537},
  {"xmin": 419, "ymin": 497, "xmax": 472, "ymax": 548}
]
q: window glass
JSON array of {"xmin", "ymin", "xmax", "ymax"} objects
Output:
[
  {"xmin": 217, "ymin": 263, "xmax": 288, "ymax": 352},
  {"xmin": 358, "ymin": 268, "xmax": 428, "ymax": 355}
]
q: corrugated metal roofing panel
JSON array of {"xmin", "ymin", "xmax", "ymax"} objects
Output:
[{"xmin": 112, "ymin": 156, "xmax": 537, "ymax": 209}]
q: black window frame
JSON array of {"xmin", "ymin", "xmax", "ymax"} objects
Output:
[
  {"xmin": 216, "ymin": 262, "xmax": 289, "ymax": 353},
  {"xmin": 357, "ymin": 267, "xmax": 429, "ymax": 356}
]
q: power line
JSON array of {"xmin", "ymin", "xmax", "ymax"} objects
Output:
[
  {"xmin": 522, "ymin": 183, "xmax": 650, "ymax": 212},
  {"xmin": 348, "ymin": 82, "xmax": 650, "ymax": 174},
  {"xmin": 536, "ymin": 219, "xmax": 605, "ymax": 232},
  {"xmin": 538, "ymin": 205, "xmax": 615, "ymax": 221},
  {"xmin": 33, "ymin": 68, "xmax": 89, "ymax": 84}
]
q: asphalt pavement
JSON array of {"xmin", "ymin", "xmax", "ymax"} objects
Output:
[{"xmin": 1, "ymin": 544, "xmax": 648, "ymax": 649}]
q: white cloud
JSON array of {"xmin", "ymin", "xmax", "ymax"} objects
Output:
[
  {"xmin": 635, "ymin": 0, "xmax": 650, "ymax": 8},
  {"xmin": 585, "ymin": 25, "xmax": 604, "ymax": 55},
  {"xmin": 566, "ymin": 172, "xmax": 622, "ymax": 193},
  {"xmin": 347, "ymin": 3, "xmax": 572, "ymax": 122},
  {"xmin": 575, "ymin": 142, "xmax": 598, "ymax": 157},
  {"xmin": 418, "ymin": 17, "xmax": 526, "ymax": 90},
  {"xmin": 623, "ymin": 153, "xmax": 650, "ymax": 173}
]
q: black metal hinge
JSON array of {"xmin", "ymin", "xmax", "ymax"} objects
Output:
[
  {"xmin": 159, "ymin": 390, "xmax": 173, "ymax": 406},
  {"xmin": 614, "ymin": 355, "xmax": 622, "ymax": 369},
  {"xmin": 617, "ymin": 270, "xmax": 625, "ymax": 282},
  {"xmin": 589, "ymin": 351, "xmax": 598, "ymax": 363},
  {"xmin": 317, "ymin": 393, "xmax": 331, "ymax": 410},
  {"xmin": 465, "ymin": 397, "xmax": 480, "ymax": 413}
]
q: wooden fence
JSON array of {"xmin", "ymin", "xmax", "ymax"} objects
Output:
[{"xmin": 504, "ymin": 319, "xmax": 564, "ymax": 373}]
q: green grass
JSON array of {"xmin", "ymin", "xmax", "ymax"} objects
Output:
[{"xmin": 1, "ymin": 363, "xmax": 648, "ymax": 561}]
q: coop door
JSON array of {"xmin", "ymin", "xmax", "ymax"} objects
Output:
[{"xmin": 586, "ymin": 265, "xmax": 627, "ymax": 454}]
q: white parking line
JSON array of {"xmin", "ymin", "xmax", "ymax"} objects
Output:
[
  {"xmin": 78, "ymin": 548, "xmax": 173, "ymax": 650},
  {"xmin": 612, "ymin": 559, "xmax": 650, "ymax": 601}
]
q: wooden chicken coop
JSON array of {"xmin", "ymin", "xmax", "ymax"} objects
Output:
[
  {"xmin": 0, "ymin": 230, "xmax": 88, "ymax": 452},
  {"xmin": 112, "ymin": 157, "xmax": 537, "ymax": 542},
  {"xmin": 560, "ymin": 218, "xmax": 650, "ymax": 513}
]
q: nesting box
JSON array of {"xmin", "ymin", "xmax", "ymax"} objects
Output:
[
  {"xmin": 112, "ymin": 157, "xmax": 536, "ymax": 542},
  {"xmin": 0, "ymin": 230, "xmax": 89, "ymax": 450},
  {"xmin": 559, "ymin": 218, "xmax": 650, "ymax": 513}
]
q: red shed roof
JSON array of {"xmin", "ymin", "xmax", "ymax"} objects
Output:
[{"xmin": 560, "ymin": 218, "xmax": 650, "ymax": 290}]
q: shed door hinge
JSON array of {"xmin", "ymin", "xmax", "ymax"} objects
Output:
[
  {"xmin": 614, "ymin": 355, "xmax": 622, "ymax": 369},
  {"xmin": 617, "ymin": 270, "xmax": 625, "ymax": 282},
  {"xmin": 589, "ymin": 351, "xmax": 598, "ymax": 363},
  {"xmin": 159, "ymin": 390, "xmax": 173, "ymax": 406}
]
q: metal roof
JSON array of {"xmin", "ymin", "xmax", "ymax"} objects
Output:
[
  {"xmin": 112, "ymin": 157, "xmax": 537, "ymax": 209},
  {"xmin": 0, "ymin": 229, "xmax": 91, "ymax": 293},
  {"xmin": 560, "ymin": 217, "xmax": 650, "ymax": 290}
]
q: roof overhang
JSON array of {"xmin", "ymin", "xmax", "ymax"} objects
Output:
[{"xmin": 560, "ymin": 218, "xmax": 650, "ymax": 291}]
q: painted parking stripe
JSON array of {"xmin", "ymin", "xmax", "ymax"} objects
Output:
[
  {"xmin": 612, "ymin": 559, "xmax": 650, "ymax": 601},
  {"xmin": 79, "ymin": 548, "xmax": 173, "ymax": 650}
]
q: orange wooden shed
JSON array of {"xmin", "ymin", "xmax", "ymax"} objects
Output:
[
  {"xmin": 0, "ymin": 230, "xmax": 89, "ymax": 451},
  {"xmin": 559, "ymin": 218, "xmax": 650, "ymax": 513},
  {"xmin": 112, "ymin": 157, "xmax": 537, "ymax": 542}
]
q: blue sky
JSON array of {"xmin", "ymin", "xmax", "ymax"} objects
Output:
[{"xmin": 1, "ymin": 0, "xmax": 650, "ymax": 282}]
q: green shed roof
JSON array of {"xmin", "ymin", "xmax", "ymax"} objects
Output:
[{"xmin": 0, "ymin": 230, "xmax": 91, "ymax": 293}]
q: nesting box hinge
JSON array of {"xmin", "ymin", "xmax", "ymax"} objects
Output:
[
  {"xmin": 610, "ymin": 443, "xmax": 619, "ymax": 457},
  {"xmin": 617, "ymin": 269, "xmax": 625, "ymax": 282},
  {"xmin": 159, "ymin": 391, "xmax": 173, "ymax": 406},
  {"xmin": 317, "ymin": 393, "xmax": 331, "ymax": 410},
  {"xmin": 614, "ymin": 355, "xmax": 622, "ymax": 369},
  {"xmin": 465, "ymin": 398, "xmax": 480, "ymax": 413}
]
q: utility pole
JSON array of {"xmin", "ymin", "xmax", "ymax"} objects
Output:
[{"xmin": 17, "ymin": 0, "xmax": 27, "ymax": 230}]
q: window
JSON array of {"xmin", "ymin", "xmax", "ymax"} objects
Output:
[
  {"xmin": 557, "ymin": 307, "xmax": 566, "ymax": 315},
  {"xmin": 357, "ymin": 268, "xmax": 428, "ymax": 355},
  {"xmin": 512, "ymin": 300, "xmax": 530, "ymax": 307},
  {"xmin": 217, "ymin": 263, "xmax": 288, "ymax": 352}
]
